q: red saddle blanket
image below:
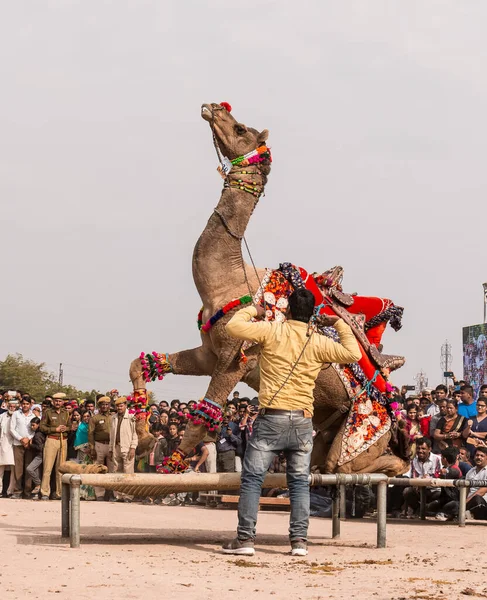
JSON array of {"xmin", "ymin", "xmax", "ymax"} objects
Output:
[{"xmin": 257, "ymin": 266, "xmax": 391, "ymax": 393}]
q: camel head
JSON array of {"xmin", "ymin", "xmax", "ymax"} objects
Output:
[{"xmin": 201, "ymin": 102, "xmax": 270, "ymax": 169}]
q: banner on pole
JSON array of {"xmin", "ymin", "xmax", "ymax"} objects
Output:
[{"xmin": 463, "ymin": 323, "xmax": 487, "ymax": 398}]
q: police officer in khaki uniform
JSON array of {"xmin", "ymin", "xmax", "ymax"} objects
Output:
[
  {"xmin": 88, "ymin": 396, "xmax": 113, "ymax": 500},
  {"xmin": 40, "ymin": 392, "xmax": 70, "ymax": 500}
]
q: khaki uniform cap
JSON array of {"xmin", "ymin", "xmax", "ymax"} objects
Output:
[
  {"xmin": 115, "ymin": 396, "xmax": 127, "ymax": 406},
  {"xmin": 97, "ymin": 396, "xmax": 111, "ymax": 405},
  {"xmin": 52, "ymin": 393, "xmax": 67, "ymax": 399}
]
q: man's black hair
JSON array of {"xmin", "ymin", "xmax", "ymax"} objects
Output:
[
  {"xmin": 435, "ymin": 384, "xmax": 447, "ymax": 393},
  {"xmin": 441, "ymin": 447, "xmax": 458, "ymax": 465},
  {"xmin": 416, "ymin": 437, "xmax": 432, "ymax": 448},
  {"xmin": 288, "ymin": 288, "xmax": 315, "ymax": 323},
  {"xmin": 461, "ymin": 385, "xmax": 474, "ymax": 397}
]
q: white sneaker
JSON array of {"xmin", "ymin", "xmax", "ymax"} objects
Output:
[
  {"xmin": 291, "ymin": 540, "xmax": 308, "ymax": 556},
  {"xmin": 435, "ymin": 513, "xmax": 447, "ymax": 521},
  {"xmin": 465, "ymin": 510, "xmax": 473, "ymax": 520},
  {"xmin": 222, "ymin": 537, "xmax": 255, "ymax": 556}
]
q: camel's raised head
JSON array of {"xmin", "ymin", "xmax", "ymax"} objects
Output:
[{"xmin": 201, "ymin": 102, "xmax": 270, "ymax": 165}]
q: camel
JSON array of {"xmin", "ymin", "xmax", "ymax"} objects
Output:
[{"xmin": 130, "ymin": 102, "xmax": 409, "ymax": 476}]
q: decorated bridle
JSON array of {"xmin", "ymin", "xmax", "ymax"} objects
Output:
[
  {"xmin": 209, "ymin": 102, "xmax": 271, "ymax": 298},
  {"xmin": 210, "ymin": 102, "xmax": 271, "ymax": 198}
]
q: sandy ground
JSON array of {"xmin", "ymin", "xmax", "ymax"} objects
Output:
[{"xmin": 0, "ymin": 499, "xmax": 485, "ymax": 600}]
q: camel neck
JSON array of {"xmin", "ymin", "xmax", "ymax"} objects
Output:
[{"xmin": 192, "ymin": 176, "xmax": 264, "ymax": 303}]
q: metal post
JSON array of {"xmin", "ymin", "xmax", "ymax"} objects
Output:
[
  {"xmin": 61, "ymin": 480, "xmax": 70, "ymax": 538},
  {"xmin": 376, "ymin": 481, "xmax": 387, "ymax": 549},
  {"xmin": 419, "ymin": 487, "xmax": 426, "ymax": 520},
  {"xmin": 339, "ymin": 484, "xmax": 347, "ymax": 520},
  {"xmin": 69, "ymin": 476, "xmax": 81, "ymax": 548},
  {"xmin": 458, "ymin": 486, "xmax": 467, "ymax": 527},
  {"xmin": 332, "ymin": 489, "xmax": 340, "ymax": 539}
]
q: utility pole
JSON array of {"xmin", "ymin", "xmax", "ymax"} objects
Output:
[
  {"xmin": 414, "ymin": 370, "xmax": 428, "ymax": 394},
  {"xmin": 483, "ymin": 282, "xmax": 487, "ymax": 324},
  {"xmin": 440, "ymin": 340, "xmax": 452, "ymax": 387},
  {"xmin": 58, "ymin": 363, "xmax": 63, "ymax": 387}
]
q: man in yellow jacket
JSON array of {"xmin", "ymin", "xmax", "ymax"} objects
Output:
[{"xmin": 222, "ymin": 288, "xmax": 361, "ymax": 557}]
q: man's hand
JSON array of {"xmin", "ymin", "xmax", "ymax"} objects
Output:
[
  {"xmin": 56, "ymin": 425, "xmax": 67, "ymax": 433},
  {"xmin": 20, "ymin": 437, "xmax": 29, "ymax": 447},
  {"xmin": 194, "ymin": 465, "xmax": 200, "ymax": 473},
  {"xmin": 315, "ymin": 314, "xmax": 340, "ymax": 328},
  {"xmin": 128, "ymin": 448, "xmax": 135, "ymax": 461},
  {"xmin": 254, "ymin": 304, "xmax": 265, "ymax": 319}
]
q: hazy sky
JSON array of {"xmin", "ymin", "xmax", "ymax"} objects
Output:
[{"xmin": 1, "ymin": 1, "xmax": 486, "ymax": 400}]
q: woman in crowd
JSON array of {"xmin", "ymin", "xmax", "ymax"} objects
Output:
[
  {"xmin": 463, "ymin": 397, "xmax": 487, "ymax": 458},
  {"xmin": 434, "ymin": 399, "xmax": 467, "ymax": 450},
  {"xmin": 74, "ymin": 410, "xmax": 90, "ymax": 462},
  {"xmin": 67, "ymin": 409, "xmax": 81, "ymax": 459},
  {"xmin": 403, "ymin": 402, "xmax": 426, "ymax": 456},
  {"xmin": 159, "ymin": 411, "xmax": 169, "ymax": 426}
]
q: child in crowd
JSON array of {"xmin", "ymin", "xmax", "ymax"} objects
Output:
[
  {"xmin": 165, "ymin": 423, "xmax": 180, "ymax": 457},
  {"xmin": 26, "ymin": 417, "xmax": 45, "ymax": 499},
  {"xmin": 148, "ymin": 423, "xmax": 168, "ymax": 472},
  {"xmin": 427, "ymin": 447, "xmax": 462, "ymax": 521}
]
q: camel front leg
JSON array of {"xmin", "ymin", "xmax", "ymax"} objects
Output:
[
  {"xmin": 162, "ymin": 359, "xmax": 250, "ymax": 472},
  {"xmin": 129, "ymin": 346, "xmax": 217, "ymax": 393}
]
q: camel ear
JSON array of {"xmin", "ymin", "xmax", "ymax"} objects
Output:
[{"xmin": 258, "ymin": 129, "xmax": 269, "ymax": 143}]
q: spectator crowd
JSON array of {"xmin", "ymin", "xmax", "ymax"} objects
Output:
[
  {"xmin": 2, "ymin": 382, "xmax": 487, "ymax": 523},
  {"xmin": 0, "ymin": 389, "xmax": 261, "ymax": 505},
  {"xmin": 388, "ymin": 382, "xmax": 487, "ymax": 521}
]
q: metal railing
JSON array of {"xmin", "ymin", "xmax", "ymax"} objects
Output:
[{"xmin": 60, "ymin": 472, "xmax": 389, "ymax": 549}]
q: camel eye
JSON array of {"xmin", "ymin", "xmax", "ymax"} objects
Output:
[{"xmin": 235, "ymin": 124, "xmax": 247, "ymax": 135}]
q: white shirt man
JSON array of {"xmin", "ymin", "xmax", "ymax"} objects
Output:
[
  {"xmin": 0, "ymin": 401, "xmax": 18, "ymax": 496},
  {"xmin": 10, "ymin": 398, "xmax": 34, "ymax": 498}
]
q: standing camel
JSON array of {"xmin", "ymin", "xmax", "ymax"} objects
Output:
[{"xmin": 130, "ymin": 102, "xmax": 409, "ymax": 475}]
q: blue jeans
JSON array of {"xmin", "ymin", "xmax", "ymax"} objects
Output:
[{"xmin": 237, "ymin": 412, "xmax": 313, "ymax": 541}]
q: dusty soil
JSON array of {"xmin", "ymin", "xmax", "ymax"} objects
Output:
[{"xmin": 0, "ymin": 499, "xmax": 484, "ymax": 600}]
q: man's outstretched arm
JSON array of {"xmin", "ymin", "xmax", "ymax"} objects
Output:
[
  {"xmin": 316, "ymin": 318, "xmax": 362, "ymax": 364},
  {"xmin": 226, "ymin": 306, "xmax": 272, "ymax": 344}
]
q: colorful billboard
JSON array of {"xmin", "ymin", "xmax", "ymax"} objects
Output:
[{"xmin": 463, "ymin": 323, "xmax": 487, "ymax": 398}]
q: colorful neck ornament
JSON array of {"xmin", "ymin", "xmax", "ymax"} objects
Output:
[
  {"xmin": 198, "ymin": 295, "xmax": 252, "ymax": 333},
  {"xmin": 231, "ymin": 145, "xmax": 272, "ymax": 167}
]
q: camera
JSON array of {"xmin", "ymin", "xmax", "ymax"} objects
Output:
[
  {"xmin": 404, "ymin": 385, "xmax": 416, "ymax": 392},
  {"xmin": 443, "ymin": 371, "xmax": 454, "ymax": 378}
]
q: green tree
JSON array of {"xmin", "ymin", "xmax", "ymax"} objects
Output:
[{"xmin": 0, "ymin": 354, "xmax": 100, "ymax": 402}]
